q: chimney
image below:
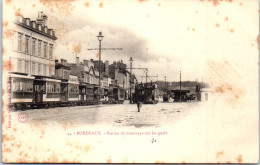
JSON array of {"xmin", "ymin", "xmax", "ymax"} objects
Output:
[
  {"xmin": 105, "ymin": 60, "xmax": 109, "ymax": 76},
  {"xmin": 83, "ymin": 60, "xmax": 88, "ymax": 66},
  {"xmin": 76, "ymin": 57, "xmax": 79, "ymax": 65},
  {"xmin": 61, "ymin": 59, "xmax": 65, "ymax": 65},
  {"xmin": 42, "ymin": 14, "xmax": 48, "ymax": 26},
  {"xmin": 36, "ymin": 11, "xmax": 43, "ymax": 25}
]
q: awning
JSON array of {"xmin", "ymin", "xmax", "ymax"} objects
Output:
[
  {"xmin": 61, "ymin": 82, "xmax": 69, "ymax": 84},
  {"xmin": 11, "ymin": 73, "xmax": 34, "ymax": 79},
  {"xmin": 79, "ymin": 83, "xmax": 87, "ymax": 86},
  {"xmin": 86, "ymin": 84, "xmax": 94, "ymax": 88},
  {"xmin": 43, "ymin": 78, "xmax": 61, "ymax": 83},
  {"xmin": 68, "ymin": 81, "xmax": 79, "ymax": 85}
]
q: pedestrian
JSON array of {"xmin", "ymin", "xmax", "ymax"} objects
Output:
[{"xmin": 137, "ymin": 94, "xmax": 142, "ymax": 112}]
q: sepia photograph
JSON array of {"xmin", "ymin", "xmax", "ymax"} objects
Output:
[{"xmin": 1, "ymin": 0, "xmax": 259, "ymax": 163}]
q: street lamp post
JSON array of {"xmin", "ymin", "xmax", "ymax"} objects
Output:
[
  {"xmin": 97, "ymin": 32, "xmax": 104, "ymax": 103},
  {"xmin": 129, "ymin": 57, "xmax": 133, "ymax": 103}
]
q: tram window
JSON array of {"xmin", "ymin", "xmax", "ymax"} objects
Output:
[
  {"xmin": 87, "ymin": 88, "xmax": 93, "ymax": 94},
  {"xmin": 39, "ymin": 85, "xmax": 45, "ymax": 92},
  {"xmin": 19, "ymin": 82, "xmax": 23, "ymax": 91},
  {"xmin": 15, "ymin": 81, "xmax": 19, "ymax": 91},
  {"xmin": 13, "ymin": 80, "xmax": 33, "ymax": 92}
]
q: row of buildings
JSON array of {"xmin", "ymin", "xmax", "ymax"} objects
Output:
[{"xmin": 9, "ymin": 12, "xmax": 137, "ymax": 101}]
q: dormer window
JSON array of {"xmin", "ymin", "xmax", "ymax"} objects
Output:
[
  {"xmin": 32, "ymin": 21, "xmax": 36, "ymax": 28},
  {"xmin": 48, "ymin": 29, "xmax": 53, "ymax": 36},
  {"xmin": 26, "ymin": 19, "xmax": 30, "ymax": 26},
  {"xmin": 44, "ymin": 27, "xmax": 47, "ymax": 33},
  {"xmin": 38, "ymin": 25, "xmax": 42, "ymax": 31}
]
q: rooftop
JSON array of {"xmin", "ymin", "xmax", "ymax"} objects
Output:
[{"xmin": 15, "ymin": 13, "xmax": 57, "ymax": 40}]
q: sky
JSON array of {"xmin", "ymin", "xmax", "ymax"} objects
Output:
[{"xmin": 3, "ymin": 0, "xmax": 259, "ymax": 83}]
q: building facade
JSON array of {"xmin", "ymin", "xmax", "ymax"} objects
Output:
[{"xmin": 10, "ymin": 12, "xmax": 57, "ymax": 77}]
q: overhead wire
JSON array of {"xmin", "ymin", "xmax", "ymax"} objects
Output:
[{"xmin": 47, "ymin": 8, "xmax": 161, "ymax": 81}]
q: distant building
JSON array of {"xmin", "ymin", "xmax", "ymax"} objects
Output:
[
  {"xmin": 170, "ymin": 87, "xmax": 190, "ymax": 102},
  {"xmin": 68, "ymin": 57, "xmax": 100, "ymax": 86},
  {"xmin": 200, "ymin": 88, "xmax": 212, "ymax": 101},
  {"xmin": 92, "ymin": 59, "xmax": 109, "ymax": 76},
  {"xmin": 109, "ymin": 60, "xmax": 134, "ymax": 99},
  {"xmin": 67, "ymin": 57, "xmax": 106, "ymax": 102},
  {"xmin": 55, "ymin": 59, "xmax": 70, "ymax": 80}
]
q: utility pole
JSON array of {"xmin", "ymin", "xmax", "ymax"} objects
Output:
[
  {"xmin": 129, "ymin": 57, "xmax": 133, "ymax": 103},
  {"xmin": 145, "ymin": 68, "xmax": 148, "ymax": 103},
  {"xmin": 164, "ymin": 76, "xmax": 167, "ymax": 92},
  {"xmin": 180, "ymin": 71, "xmax": 181, "ymax": 102},
  {"xmin": 87, "ymin": 32, "xmax": 122, "ymax": 103}
]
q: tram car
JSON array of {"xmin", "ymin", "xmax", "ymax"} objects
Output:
[
  {"xmin": 118, "ymin": 88, "xmax": 125, "ymax": 104},
  {"xmin": 171, "ymin": 88, "xmax": 191, "ymax": 102},
  {"xmin": 86, "ymin": 85, "xmax": 94, "ymax": 105},
  {"xmin": 10, "ymin": 73, "xmax": 126, "ymax": 110},
  {"xmin": 163, "ymin": 93, "xmax": 169, "ymax": 102},
  {"xmin": 107, "ymin": 87, "xmax": 125, "ymax": 104},
  {"xmin": 79, "ymin": 83, "xmax": 87, "ymax": 105},
  {"xmin": 34, "ymin": 76, "xmax": 62, "ymax": 108},
  {"xmin": 133, "ymin": 82, "xmax": 159, "ymax": 104},
  {"xmin": 99, "ymin": 88, "xmax": 107, "ymax": 104},
  {"xmin": 10, "ymin": 73, "xmax": 35, "ymax": 110},
  {"xmin": 107, "ymin": 87, "xmax": 116, "ymax": 104},
  {"xmin": 67, "ymin": 75, "xmax": 80, "ymax": 106},
  {"xmin": 103, "ymin": 88, "xmax": 109, "ymax": 104}
]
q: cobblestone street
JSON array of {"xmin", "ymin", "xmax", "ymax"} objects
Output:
[{"xmin": 13, "ymin": 101, "xmax": 200, "ymax": 128}]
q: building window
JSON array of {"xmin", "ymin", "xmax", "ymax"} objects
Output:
[
  {"xmin": 38, "ymin": 64, "xmax": 42, "ymax": 75},
  {"xmin": 44, "ymin": 43, "xmax": 47, "ymax": 58},
  {"xmin": 49, "ymin": 44, "xmax": 53, "ymax": 59},
  {"xmin": 38, "ymin": 40, "xmax": 42, "ymax": 57},
  {"xmin": 25, "ymin": 36, "xmax": 29, "ymax": 54},
  {"xmin": 55, "ymin": 68, "xmax": 58, "ymax": 77},
  {"xmin": 17, "ymin": 60, "xmax": 22, "ymax": 72},
  {"xmin": 18, "ymin": 33, "xmax": 22, "ymax": 52},
  {"xmin": 32, "ymin": 62, "xmax": 35, "ymax": 75},
  {"xmin": 35, "ymin": 63, "xmax": 38, "ymax": 75},
  {"xmin": 25, "ymin": 61, "xmax": 29, "ymax": 73},
  {"xmin": 43, "ymin": 65, "xmax": 46, "ymax": 75},
  {"xmin": 46, "ymin": 66, "xmax": 49, "ymax": 76},
  {"xmin": 49, "ymin": 66, "xmax": 52, "ymax": 76},
  {"xmin": 32, "ymin": 39, "xmax": 36, "ymax": 55}
]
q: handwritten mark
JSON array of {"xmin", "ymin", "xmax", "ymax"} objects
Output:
[{"xmin": 151, "ymin": 138, "xmax": 157, "ymax": 144}]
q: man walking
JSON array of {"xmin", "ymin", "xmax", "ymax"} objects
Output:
[{"xmin": 137, "ymin": 94, "xmax": 142, "ymax": 112}]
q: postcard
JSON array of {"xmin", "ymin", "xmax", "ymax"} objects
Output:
[{"xmin": 2, "ymin": 0, "xmax": 259, "ymax": 163}]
